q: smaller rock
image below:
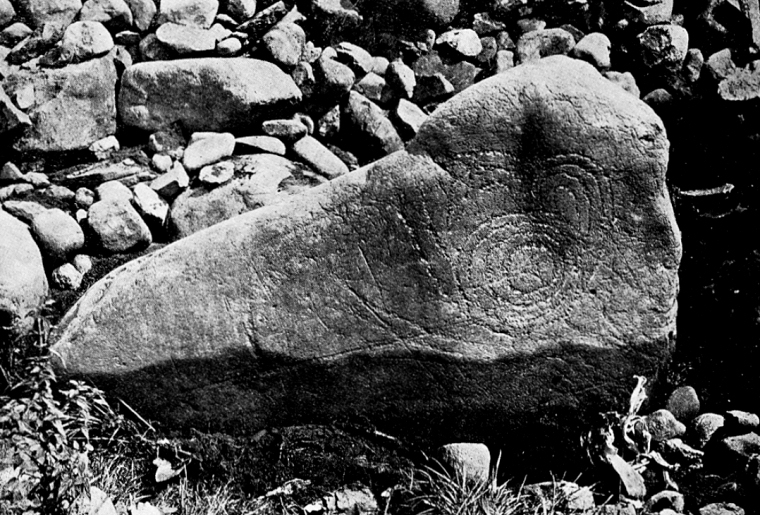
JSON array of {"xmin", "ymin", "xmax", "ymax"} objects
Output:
[
  {"xmin": 0, "ymin": 0, "xmax": 16, "ymax": 29},
  {"xmin": 711, "ymin": 433, "xmax": 760, "ymax": 472},
  {"xmin": 88, "ymin": 199, "xmax": 152, "ymax": 253},
  {"xmin": 603, "ymin": 71, "xmax": 640, "ymax": 97},
  {"xmin": 596, "ymin": 504, "xmax": 637, "ymax": 515},
  {"xmin": 72, "ymin": 254, "xmax": 93, "ymax": 275},
  {"xmin": 495, "ymin": 50, "xmax": 515, "ymax": 73},
  {"xmin": 216, "ymin": 36, "xmax": 242, "ymax": 55},
  {"xmin": 262, "ymin": 22, "xmax": 305, "ymax": 69},
  {"xmin": 208, "ymin": 22, "xmax": 231, "ymax": 41},
  {"xmin": 353, "ymin": 72, "xmax": 389, "ymax": 104},
  {"xmin": 132, "ymin": 182, "xmax": 168, "ymax": 228},
  {"xmin": 643, "ymin": 88, "xmax": 673, "ymax": 114},
  {"xmin": 637, "ymin": 24, "xmax": 689, "ymax": 71},
  {"xmin": 24, "ymin": 172, "xmax": 50, "ymax": 188},
  {"xmin": 225, "ymin": 0, "xmax": 256, "ymax": 20},
  {"xmin": 314, "ymin": 53, "xmax": 355, "ymax": 100},
  {"xmin": 644, "ymin": 490, "xmax": 684, "ymax": 514},
  {"xmin": 414, "ymin": 73, "xmax": 455, "ymax": 105},
  {"xmin": 472, "ymin": 12, "xmax": 505, "ymax": 36},
  {"xmin": 139, "ymin": 32, "xmax": 172, "ymax": 61},
  {"xmin": 0, "ymin": 88, "xmax": 32, "ymax": 134},
  {"xmin": 699, "ymin": 503, "xmax": 745, "ymax": 515},
  {"xmin": 386, "ymin": 59, "xmax": 415, "ymax": 99},
  {"xmin": 683, "ymin": 48, "xmax": 704, "ymax": 83},
  {"xmin": 59, "ymin": 21, "xmax": 115, "ymax": 62},
  {"xmin": 316, "ymin": 104, "xmax": 340, "ymax": 141},
  {"xmin": 516, "ymin": 18, "xmax": 546, "ymax": 36},
  {"xmin": 151, "ymin": 161, "xmax": 190, "ymax": 200},
  {"xmin": 335, "ymin": 41, "xmax": 374, "ymax": 77},
  {"xmin": 495, "ymin": 31, "xmax": 515, "ymax": 51},
  {"xmin": 44, "ymin": 185, "xmax": 76, "ymax": 202},
  {"xmin": 292, "ymin": 61, "xmax": 316, "ymax": 98},
  {"xmin": 261, "ymin": 118, "xmax": 308, "ymax": 142},
  {"xmin": 291, "ymin": 135, "xmax": 348, "ymax": 179},
  {"xmin": 52, "ymin": 263, "xmax": 83, "ymax": 290},
  {"xmin": 0, "ymin": 23, "xmax": 33, "ymax": 47},
  {"xmin": 342, "ymin": 91, "xmax": 404, "ymax": 161},
  {"xmin": 318, "ymin": 486, "xmax": 377, "ymax": 515},
  {"xmin": 78, "ymin": 0, "xmax": 134, "ymax": 32},
  {"xmin": 31, "ymin": 208, "xmax": 85, "ymax": 261},
  {"xmin": 156, "ymin": 0, "xmax": 218, "ymax": 28},
  {"xmin": 666, "ymin": 386, "xmax": 701, "ymax": 422},
  {"xmin": 151, "ymin": 154, "xmax": 174, "ymax": 173},
  {"xmin": 691, "ymin": 413, "xmax": 726, "ymax": 449},
  {"xmin": 705, "ymin": 49, "xmax": 736, "ymax": 82},
  {"xmin": 393, "ymin": 98, "xmax": 428, "ymax": 139},
  {"xmin": 571, "ymin": 32, "xmax": 611, "ymax": 69},
  {"xmin": 155, "ymin": 22, "xmax": 216, "ymax": 54},
  {"xmin": 148, "ymin": 127, "xmax": 186, "ymax": 158},
  {"xmin": 183, "ymin": 132, "xmax": 236, "ymax": 172},
  {"xmin": 725, "ymin": 411, "xmax": 760, "ymax": 434},
  {"xmin": 235, "ymin": 135, "xmax": 287, "ymax": 155},
  {"xmin": 646, "ymin": 409, "xmax": 686, "ymax": 442},
  {"xmin": 96, "ymin": 180, "xmax": 133, "ymax": 203},
  {"xmin": 477, "ymin": 36, "xmax": 497, "ymax": 65},
  {"xmin": 125, "ymin": 0, "xmax": 156, "ymax": 32},
  {"xmin": 622, "ymin": 0, "xmax": 674, "ymax": 25},
  {"xmin": 436, "ymin": 29, "xmax": 482, "ymax": 58},
  {"xmin": 1, "ymin": 200, "xmax": 48, "ymax": 223},
  {"xmin": 199, "ymin": 160, "xmax": 234, "ymax": 186},
  {"xmin": 516, "ymin": 28, "xmax": 575, "ymax": 63},
  {"xmin": 663, "ymin": 438, "xmax": 704, "ymax": 464},
  {"xmin": 370, "ymin": 56, "xmax": 389, "ymax": 75},
  {"xmin": 89, "ymin": 135, "xmax": 120, "ymax": 160},
  {"xmin": 0, "ymin": 162, "xmax": 24, "ymax": 182},
  {"xmin": 524, "ymin": 480, "xmax": 595, "ymax": 511},
  {"xmin": 439, "ymin": 443, "xmax": 490, "ymax": 482},
  {"xmin": 75, "ymin": 187, "xmax": 96, "ymax": 209}
]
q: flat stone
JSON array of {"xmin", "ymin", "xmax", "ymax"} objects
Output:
[
  {"xmin": 644, "ymin": 491, "xmax": 684, "ymax": 514},
  {"xmin": 31, "ymin": 208, "xmax": 85, "ymax": 261},
  {"xmin": 413, "ymin": 72, "xmax": 455, "ymax": 104},
  {"xmin": 235, "ymin": 135, "xmax": 287, "ymax": 155},
  {"xmin": 706, "ymin": 48, "xmax": 736, "ymax": 81},
  {"xmin": 88, "ymin": 199, "xmax": 152, "ymax": 253},
  {"xmin": 24, "ymin": 172, "xmax": 50, "ymax": 188},
  {"xmin": 495, "ymin": 49, "xmax": 515, "ymax": 73},
  {"xmin": 150, "ymin": 161, "xmax": 189, "ymax": 200},
  {"xmin": 0, "ymin": 22, "xmax": 34, "ymax": 47},
  {"xmin": 183, "ymin": 132, "xmax": 235, "ymax": 171},
  {"xmin": 132, "ymin": 182, "xmax": 169, "ymax": 228},
  {"xmin": 51, "ymin": 58, "xmax": 681, "ymax": 457},
  {"xmin": 436, "ymin": 28, "xmax": 482, "ymax": 57},
  {"xmin": 199, "ymin": 160, "xmax": 234, "ymax": 185},
  {"xmin": 725, "ymin": 410, "xmax": 760, "ymax": 434},
  {"xmin": 44, "ymin": 185, "xmax": 76, "ymax": 201},
  {"xmin": 225, "ymin": 0, "xmax": 256, "ymax": 20},
  {"xmin": 2, "ymin": 200, "xmax": 47, "ymax": 222},
  {"xmin": 0, "ymin": 210, "xmax": 48, "ymax": 328},
  {"xmin": 119, "ymin": 58, "xmax": 301, "ymax": 132},
  {"xmin": 156, "ymin": 0, "xmax": 218, "ymax": 28},
  {"xmin": 718, "ymin": 68, "xmax": 760, "ymax": 101},
  {"xmin": 0, "ymin": 87, "xmax": 32, "ymax": 135},
  {"xmin": 261, "ymin": 118, "xmax": 308, "ymax": 142},
  {"xmin": 291, "ymin": 135, "xmax": 348, "ymax": 179},
  {"xmin": 155, "ymin": 22, "xmax": 216, "ymax": 54},
  {"xmin": 63, "ymin": 159, "xmax": 150, "ymax": 189},
  {"xmin": 0, "ymin": 162, "xmax": 25, "ymax": 182}
]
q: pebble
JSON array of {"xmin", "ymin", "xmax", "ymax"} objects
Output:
[
  {"xmin": 235, "ymin": 135, "xmax": 287, "ymax": 156},
  {"xmin": 52, "ymin": 263, "xmax": 84, "ymax": 290},
  {"xmin": 75, "ymin": 188, "xmax": 96, "ymax": 209},
  {"xmin": 666, "ymin": 386, "xmax": 701, "ymax": 422},
  {"xmin": 683, "ymin": 48, "xmax": 704, "ymax": 83},
  {"xmin": 31, "ymin": 208, "xmax": 85, "ymax": 261},
  {"xmin": 571, "ymin": 32, "xmax": 611, "ymax": 69},
  {"xmin": 72, "ymin": 254, "xmax": 93, "ymax": 275},
  {"xmin": 316, "ymin": 105, "xmax": 341, "ymax": 141},
  {"xmin": 199, "ymin": 161, "xmax": 235, "ymax": 186},
  {"xmin": 150, "ymin": 161, "xmax": 190, "ymax": 200},
  {"xmin": 516, "ymin": 18, "xmax": 546, "ymax": 36},
  {"xmin": 132, "ymin": 183, "xmax": 169, "ymax": 228},
  {"xmin": 152, "ymin": 154, "xmax": 174, "ymax": 173},
  {"xmin": 183, "ymin": 132, "xmax": 236, "ymax": 172},
  {"xmin": 261, "ymin": 119, "xmax": 309, "ymax": 142},
  {"xmin": 292, "ymin": 61, "xmax": 316, "ymax": 98},
  {"xmin": 370, "ymin": 56, "xmax": 389, "ymax": 76}
]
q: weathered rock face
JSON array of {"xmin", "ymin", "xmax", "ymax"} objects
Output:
[
  {"xmin": 2, "ymin": 54, "xmax": 117, "ymax": 152},
  {"xmin": 118, "ymin": 58, "xmax": 302, "ymax": 133},
  {"xmin": 52, "ymin": 57, "xmax": 681, "ymax": 458},
  {"xmin": 0, "ymin": 210, "xmax": 48, "ymax": 329}
]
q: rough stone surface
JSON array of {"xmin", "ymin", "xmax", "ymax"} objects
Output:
[
  {"xmin": 666, "ymin": 386, "xmax": 700, "ymax": 422},
  {"xmin": 156, "ymin": 0, "xmax": 218, "ymax": 28},
  {"xmin": 17, "ymin": 0, "xmax": 82, "ymax": 29},
  {"xmin": 60, "ymin": 21, "xmax": 115, "ymax": 62},
  {"xmin": 637, "ymin": 24, "xmax": 689, "ymax": 71},
  {"xmin": 571, "ymin": 32, "xmax": 611, "ymax": 69},
  {"xmin": 622, "ymin": 0, "xmax": 674, "ymax": 25},
  {"xmin": 699, "ymin": 503, "xmax": 745, "ymax": 515},
  {"xmin": 88, "ymin": 199, "xmax": 152, "ymax": 253},
  {"xmin": 199, "ymin": 160, "xmax": 234, "ymax": 186},
  {"xmin": 31, "ymin": 208, "xmax": 85, "ymax": 261},
  {"xmin": 645, "ymin": 409, "xmax": 687, "ymax": 441},
  {"xmin": 125, "ymin": 0, "xmax": 156, "ymax": 31},
  {"xmin": 516, "ymin": 28, "xmax": 575, "ymax": 63},
  {"xmin": 0, "ymin": 210, "xmax": 48, "ymax": 327},
  {"xmin": 155, "ymin": 22, "xmax": 216, "ymax": 54},
  {"xmin": 262, "ymin": 22, "xmax": 305, "ymax": 68},
  {"xmin": 261, "ymin": 118, "xmax": 308, "ymax": 141},
  {"xmin": 150, "ymin": 162, "xmax": 190, "ymax": 200},
  {"xmin": 386, "ymin": 59, "xmax": 416, "ymax": 99},
  {"xmin": 79, "ymin": 0, "xmax": 134, "ymax": 31},
  {"xmin": 691, "ymin": 413, "xmax": 725, "ymax": 449},
  {"xmin": 53, "ymin": 263, "xmax": 84, "ymax": 290},
  {"xmin": 2, "ymin": 200, "xmax": 47, "ymax": 223},
  {"xmin": 393, "ymin": 98, "xmax": 428, "ymax": 139},
  {"xmin": 97, "ymin": 180, "xmax": 133, "ymax": 203},
  {"xmin": 132, "ymin": 182, "xmax": 168, "ymax": 228},
  {"xmin": 604, "ymin": 71, "xmax": 641, "ymax": 98},
  {"xmin": 335, "ymin": 41, "xmax": 374, "ymax": 76},
  {"xmin": 436, "ymin": 29, "xmax": 482, "ymax": 57},
  {"xmin": 439, "ymin": 443, "xmax": 490, "ymax": 482},
  {"xmin": 291, "ymin": 135, "xmax": 348, "ymax": 179},
  {"xmin": 119, "ymin": 58, "xmax": 301, "ymax": 132},
  {"xmin": 52, "ymin": 57, "xmax": 681, "ymax": 452},
  {"xmin": 0, "ymin": 0, "xmax": 15, "ymax": 28},
  {"xmin": 2, "ymin": 54, "xmax": 117, "ymax": 152},
  {"xmin": 725, "ymin": 410, "xmax": 760, "ymax": 433},
  {"xmin": 0, "ymin": 88, "xmax": 32, "ymax": 135}
]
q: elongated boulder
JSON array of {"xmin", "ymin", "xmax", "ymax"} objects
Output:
[
  {"xmin": 52, "ymin": 57, "xmax": 681, "ymax": 467},
  {"xmin": 118, "ymin": 58, "xmax": 302, "ymax": 133}
]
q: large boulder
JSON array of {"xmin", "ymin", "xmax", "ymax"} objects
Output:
[
  {"xmin": 118, "ymin": 58, "xmax": 302, "ymax": 133},
  {"xmin": 2, "ymin": 54, "xmax": 117, "ymax": 152},
  {"xmin": 51, "ymin": 57, "xmax": 681, "ymax": 468},
  {"xmin": 0, "ymin": 210, "xmax": 48, "ymax": 330}
]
